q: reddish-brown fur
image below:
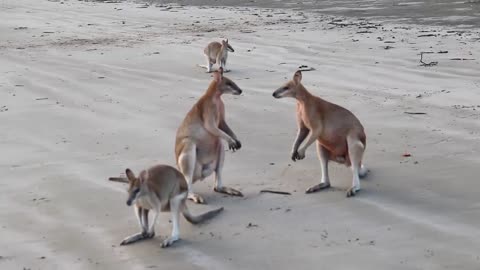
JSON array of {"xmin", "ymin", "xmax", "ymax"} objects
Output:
[
  {"xmin": 174, "ymin": 68, "xmax": 243, "ymax": 203},
  {"xmin": 295, "ymin": 90, "xmax": 366, "ymax": 166},
  {"xmin": 273, "ymin": 70, "xmax": 368, "ymax": 197}
]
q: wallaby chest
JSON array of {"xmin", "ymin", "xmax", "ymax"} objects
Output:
[
  {"xmin": 210, "ymin": 97, "xmax": 225, "ymax": 126},
  {"xmin": 297, "ymin": 102, "xmax": 321, "ymax": 130}
]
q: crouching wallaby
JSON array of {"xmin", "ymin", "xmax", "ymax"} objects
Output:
[
  {"xmin": 272, "ymin": 70, "xmax": 369, "ymax": 197},
  {"xmin": 203, "ymin": 39, "xmax": 234, "ymax": 73},
  {"xmin": 176, "ymin": 67, "xmax": 243, "ymax": 204},
  {"xmin": 120, "ymin": 165, "xmax": 223, "ymax": 248}
]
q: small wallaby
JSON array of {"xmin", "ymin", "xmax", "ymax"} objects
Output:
[
  {"xmin": 175, "ymin": 67, "xmax": 243, "ymax": 204},
  {"xmin": 120, "ymin": 165, "xmax": 223, "ymax": 248},
  {"xmin": 273, "ymin": 70, "xmax": 369, "ymax": 197},
  {"xmin": 203, "ymin": 39, "xmax": 234, "ymax": 73}
]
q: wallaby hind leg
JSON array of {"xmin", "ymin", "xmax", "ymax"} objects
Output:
[
  {"xmin": 359, "ymin": 164, "xmax": 369, "ymax": 178},
  {"xmin": 120, "ymin": 206, "xmax": 154, "ymax": 245},
  {"xmin": 346, "ymin": 136, "xmax": 365, "ymax": 197},
  {"xmin": 205, "ymin": 55, "xmax": 213, "ymax": 73},
  {"xmin": 146, "ymin": 208, "xmax": 158, "ymax": 237},
  {"xmin": 306, "ymin": 142, "xmax": 332, "ymax": 193},
  {"xmin": 213, "ymin": 141, "xmax": 243, "ymax": 197},
  {"xmin": 221, "ymin": 59, "xmax": 230, "ymax": 73},
  {"xmin": 162, "ymin": 194, "xmax": 184, "ymax": 248},
  {"xmin": 178, "ymin": 141, "xmax": 205, "ymax": 204}
]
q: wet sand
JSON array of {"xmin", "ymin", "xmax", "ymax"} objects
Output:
[
  {"xmin": 1, "ymin": 0, "xmax": 480, "ymax": 269},
  {"xmin": 157, "ymin": 0, "xmax": 480, "ymax": 28}
]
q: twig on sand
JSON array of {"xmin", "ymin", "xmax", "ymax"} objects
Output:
[
  {"xmin": 260, "ymin": 190, "xmax": 291, "ymax": 195},
  {"xmin": 418, "ymin": 34, "xmax": 437, "ymax": 37},
  {"xmin": 108, "ymin": 177, "xmax": 128, "ymax": 183},
  {"xmin": 404, "ymin": 112, "xmax": 427, "ymax": 115},
  {"xmin": 419, "ymin": 52, "xmax": 438, "ymax": 67},
  {"xmin": 450, "ymin": 58, "xmax": 475, "ymax": 61}
]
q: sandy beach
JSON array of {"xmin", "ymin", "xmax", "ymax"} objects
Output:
[{"xmin": 1, "ymin": 0, "xmax": 480, "ymax": 269}]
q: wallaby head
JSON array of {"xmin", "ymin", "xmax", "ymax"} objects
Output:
[
  {"xmin": 273, "ymin": 70, "xmax": 303, "ymax": 99},
  {"xmin": 212, "ymin": 67, "xmax": 242, "ymax": 95},
  {"xmin": 125, "ymin": 168, "xmax": 145, "ymax": 206},
  {"xmin": 222, "ymin": 39, "xmax": 234, "ymax": 52}
]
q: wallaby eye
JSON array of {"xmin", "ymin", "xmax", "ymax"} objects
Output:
[{"xmin": 283, "ymin": 86, "xmax": 289, "ymax": 90}]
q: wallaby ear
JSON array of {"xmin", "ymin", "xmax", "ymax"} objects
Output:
[
  {"xmin": 125, "ymin": 168, "xmax": 136, "ymax": 182},
  {"xmin": 213, "ymin": 67, "xmax": 224, "ymax": 82},
  {"xmin": 213, "ymin": 69, "xmax": 223, "ymax": 82},
  {"xmin": 293, "ymin": 70, "xmax": 302, "ymax": 84},
  {"xmin": 226, "ymin": 38, "xmax": 229, "ymax": 43}
]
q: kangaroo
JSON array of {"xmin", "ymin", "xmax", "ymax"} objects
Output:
[
  {"xmin": 120, "ymin": 165, "xmax": 224, "ymax": 248},
  {"xmin": 203, "ymin": 39, "xmax": 234, "ymax": 73},
  {"xmin": 272, "ymin": 70, "xmax": 368, "ymax": 197},
  {"xmin": 175, "ymin": 67, "xmax": 243, "ymax": 204}
]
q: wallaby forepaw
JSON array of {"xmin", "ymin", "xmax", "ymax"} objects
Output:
[
  {"xmin": 161, "ymin": 237, "xmax": 179, "ymax": 248},
  {"xmin": 214, "ymin": 186, "xmax": 243, "ymax": 197},
  {"xmin": 346, "ymin": 187, "xmax": 360, "ymax": 197},
  {"xmin": 188, "ymin": 193, "xmax": 206, "ymax": 204},
  {"xmin": 291, "ymin": 150, "xmax": 305, "ymax": 161},
  {"xmin": 305, "ymin": 182, "xmax": 331, "ymax": 193},
  {"xmin": 291, "ymin": 151, "xmax": 304, "ymax": 161},
  {"xmin": 228, "ymin": 140, "xmax": 241, "ymax": 152}
]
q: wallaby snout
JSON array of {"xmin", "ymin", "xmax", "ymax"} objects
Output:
[{"xmin": 272, "ymin": 87, "xmax": 288, "ymax": 99}]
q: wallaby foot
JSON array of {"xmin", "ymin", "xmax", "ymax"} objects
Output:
[
  {"xmin": 214, "ymin": 186, "xmax": 243, "ymax": 197},
  {"xmin": 346, "ymin": 186, "xmax": 360, "ymax": 197},
  {"xmin": 120, "ymin": 232, "xmax": 152, "ymax": 246},
  {"xmin": 305, "ymin": 182, "xmax": 331, "ymax": 194},
  {"xmin": 161, "ymin": 236, "xmax": 180, "ymax": 248},
  {"xmin": 188, "ymin": 192, "xmax": 206, "ymax": 204}
]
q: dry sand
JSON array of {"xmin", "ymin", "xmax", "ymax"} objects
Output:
[{"xmin": 1, "ymin": 0, "xmax": 480, "ymax": 269}]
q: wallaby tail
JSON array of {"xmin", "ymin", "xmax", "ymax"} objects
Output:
[{"xmin": 182, "ymin": 205, "xmax": 224, "ymax": 224}]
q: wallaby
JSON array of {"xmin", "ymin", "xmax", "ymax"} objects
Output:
[
  {"xmin": 119, "ymin": 165, "xmax": 224, "ymax": 248},
  {"xmin": 203, "ymin": 39, "xmax": 234, "ymax": 73},
  {"xmin": 272, "ymin": 70, "xmax": 368, "ymax": 197},
  {"xmin": 175, "ymin": 67, "xmax": 243, "ymax": 204}
]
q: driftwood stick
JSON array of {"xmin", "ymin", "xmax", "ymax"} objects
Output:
[
  {"xmin": 108, "ymin": 177, "xmax": 129, "ymax": 183},
  {"xmin": 404, "ymin": 111, "xmax": 427, "ymax": 115},
  {"xmin": 260, "ymin": 189, "xmax": 292, "ymax": 195},
  {"xmin": 419, "ymin": 52, "xmax": 438, "ymax": 67}
]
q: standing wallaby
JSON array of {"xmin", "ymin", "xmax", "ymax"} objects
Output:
[
  {"xmin": 120, "ymin": 165, "xmax": 223, "ymax": 248},
  {"xmin": 272, "ymin": 70, "xmax": 368, "ymax": 197},
  {"xmin": 175, "ymin": 67, "xmax": 243, "ymax": 204},
  {"xmin": 203, "ymin": 39, "xmax": 234, "ymax": 73}
]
